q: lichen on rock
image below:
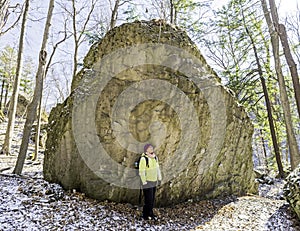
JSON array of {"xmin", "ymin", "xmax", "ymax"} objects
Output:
[{"xmin": 43, "ymin": 20, "xmax": 257, "ymax": 206}]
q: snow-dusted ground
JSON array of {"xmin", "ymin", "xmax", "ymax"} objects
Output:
[
  {"xmin": 0, "ymin": 119, "xmax": 299, "ymax": 230},
  {"xmin": 0, "ymin": 174, "xmax": 233, "ymax": 230}
]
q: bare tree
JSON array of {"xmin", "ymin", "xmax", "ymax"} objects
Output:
[
  {"xmin": 13, "ymin": 0, "xmax": 55, "ymax": 174},
  {"xmin": 149, "ymin": 0, "xmax": 168, "ymax": 20},
  {"xmin": 277, "ymin": 23, "xmax": 300, "ymax": 119},
  {"xmin": 109, "ymin": 0, "xmax": 135, "ymax": 29},
  {"xmin": 170, "ymin": 0, "xmax": 176, "ymax": 24},
  {"xmin": 285, "ymin": 6, "xmax": 300, "ymax": 65},
  {"xmin": 0, "ymin": 46, "xmax": 17, "ymax": 111},
  {"xmin": 0, "ymin": 0, "xmax": 10, "ymax": 33},
  {"xmin": 70, "ymin": 0, "xmax": 96, "ymax": 79},
  {"xmin": 1, "ymin": 0, "xmax": 30, "ymax": 155},
  {"xmin": 32, "ymin": 27, "xmax": 69, "ymax": 161},
  {"xmin": 0, "ymin": 2, "xmax": 23, "ymax": 36},
  {"xmin": 266, "ymin": 0, "xmax": 300, "ymax": 119},
  {"xmin": 110, "ymin": 0, "xmax": 121, "ymax": 29},
  {"xmin": 261, "ymin": 0, "xmax": 300, "ymax": 170}
]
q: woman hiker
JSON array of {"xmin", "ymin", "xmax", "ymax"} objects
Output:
[{"xmin": 139, "ymin": 144, "xmax": 162, "ymax": 220}]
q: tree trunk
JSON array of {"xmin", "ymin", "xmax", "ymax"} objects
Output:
[
  {"xmin": 0, "ymin": 0, "xmax": 10, "ymax": 34},
  {"xmin": 261, "ymin": 0, "xmax": 300, "ymax": 170},
  {"xmin": 260, "ymin": 130, "xmax": 269, "ymax": 171},
  {"xmin": 170, "ymin": 0, "xmax": 174, "ymax": 24},
  {"xmin": 0, "ymin": 79, "xmax": 5, "ymax": 110},
  {"xmin": 278, "ymin": 23, "xmax": 300, "ymax": 118},
  {"xmin": 255, "ymin": 138, "xmax": 261, "ymax": 166},
  {"xmin": 1, "ymin": 0, "xmax": 30, "ymax": 156},
  {"xmin": 243, "ymin": 23, "xmax": 284, "ymax": 177},
  {"xmin": 261, "ymin": 75, "xmax": 284, "ymax": 176},
  {"xmin": 110, "ymin": 0, "xmax": 120, "ymax": 29},
  {"xmin": 71, "ymin": 0, "xmax": 78, "ymax": 79},
  {"xmin": 4, "ymin": 82, "xmax": 9, "ymax": 110},
  {"xmin": 71, "ymin": 0, "xmax": 95, "ymax": 79},
  {"xmin": 13, "ymin": 0, "xmax": 54, "ymax": 174},
  {"xmin": 32, "ymin": 93, "xmax": 42, "ymax": 161}
]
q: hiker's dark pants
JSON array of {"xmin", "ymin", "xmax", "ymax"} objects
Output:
[{"xmin": 142, "ymin": 181, "xmax": 156, "ymax": 218}]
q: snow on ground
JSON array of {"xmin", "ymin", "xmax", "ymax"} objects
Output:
[
  {"xmin": 196, "ymin": 196, "xmax": 296, "ymax": 231},
  {"xmin": 0, "ymin": 173, "xmax": 299, "ymax": 231},
  {"xmin": 0, "ymin": 119, "xmax": 300, "ymax": 230},
  {"xmin": 0, "ymin": 174, "xmax": 232, "ymax": 230}
]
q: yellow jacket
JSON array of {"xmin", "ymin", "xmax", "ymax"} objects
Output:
[{"xmin": 139, "ymin": 153, "xmax": 162, "ymax": 185}]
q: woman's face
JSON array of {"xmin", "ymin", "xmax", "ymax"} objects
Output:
[{"xmin": 146, "ymin": 146, "xmax": 154, "ymax": 154}]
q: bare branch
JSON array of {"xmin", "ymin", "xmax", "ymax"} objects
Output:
[
  {"xmin": 0, "ymin": 3, "xmax": 23, "ymax": 36},
  {"xmin": 45, "ymin": 21, "xmax": 71, "ymax": 76}
]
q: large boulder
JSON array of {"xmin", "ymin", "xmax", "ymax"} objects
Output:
[
  {"xmin": 43, "ymin": 20, "xmax": 257, "ymax": 206},
  {"xmin": 284, "ymin": 164, "xmax": 300, "ymax": 219},
  {"xmin": 5, "ymin": 94, "xmax": 30, "ymax": 117}
]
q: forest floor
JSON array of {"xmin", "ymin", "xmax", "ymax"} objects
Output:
[{"xmin": 0, "ymin": 118, "xmax": 300, "ymax": 230}]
